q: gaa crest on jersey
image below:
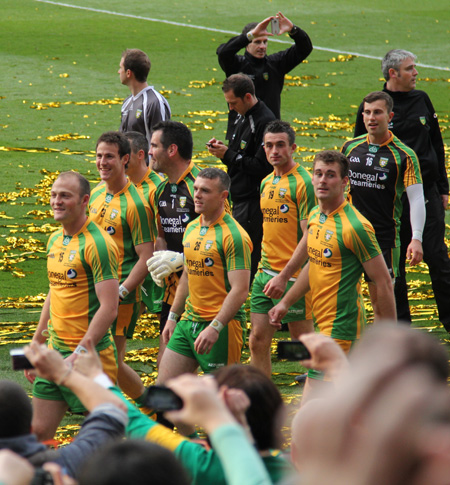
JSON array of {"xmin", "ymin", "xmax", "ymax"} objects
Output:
[
  {"xmin": 263, "ymin": 72, "xmax": 269, "ymax": 81},
  {"xmin": 200, "ymin": 226, "xmax": 208, "ymax": 236},
  {"xmin": 420, "ymin": 116, "xmax": 426, "ymax": 125},
  {"xmin": 105, "ymin": 193, "xmax": 113, "ymax": 203},
  {"xmin": 63, "ymin": 236, "xmax": 71, "ymax": 246},
  {"xmin": 136, "ymin": 109, "xmax": 142, "ymax": 119},
  {"xmin": 68, "ymin": 250, "xmax": 77, "ymax": 262},
  {"xmin": 110, "ymin": 209, "xmax": 119, "ymax": 220},
  {"xmin": 204, "ymin": 257, "xmax": 214, "ymax": 267},
  {"xmin": 325, "ymin": 230, "xmax": 333, "ymax": 241},
  {"xmin": 319, "ymin": 213, "xmax": 327, "ymax": 224},
  {"xmin": 205, "ymin": 240, "xmax": 214, "ymax": 250},
  {"xmin": 67, "ymin": 269, "xmax": 77, "ymax": 279},
  {"xmin": 240, "ymin": 139, "xmax": 248, "ymax": 150},
  {"xmin": 279, "ymin": 188, "xmax": 287, "ymax": 198},
  {"xmin": 379, "ymin": 157, "xmax": 389, "ymax": 168},
  {"xmin": 180, "ymin": 196, "xmax": 187, "ymax": 208}
]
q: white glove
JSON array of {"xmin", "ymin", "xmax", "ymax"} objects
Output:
[{"xmin": 146, "ymin": 251, "xmax": 184, "ymax": 281}]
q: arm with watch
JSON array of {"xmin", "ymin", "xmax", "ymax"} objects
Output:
[{"xmin": 194, "ymin": 269, "xmax": 251, "ymax": 355}]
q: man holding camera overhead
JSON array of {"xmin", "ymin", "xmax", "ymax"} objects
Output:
[{"xmin": 217, "ymin": 11, "xmax": 313, "ymax": 137}]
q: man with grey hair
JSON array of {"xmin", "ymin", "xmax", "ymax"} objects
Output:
[{"xmin": 354, "ymin": 49, "xmax": 450, "ymax": 331}]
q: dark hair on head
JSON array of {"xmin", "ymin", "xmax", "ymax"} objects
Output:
[
  {"xmin": 152, "ymin": 121, "xmax": 193, "ymax": 161},
  {"xmin": 79, "ymin": 440, "xmax": 189, "ymax": 485},
  {"xmin": 96, "ymin": 131, "xmax": 131, "ymax": 160},
  {"xmin": 381, "ymin": 49, "xmax": 416, "ymax": 82},
  {"xmin": 125, "ymin": 131, "xmax": 149, "ymax": 164},
  {"xmin": 222, "ymin": 74, "xmax": 255, "ymax": 98},
  {"xmin": 363, "ymin": 91, "xmax": 394, "ymax": 114},
  {"xmin": 214, "ymin": 364, "xmax": 284, "ymax": 450},
  {"xmin": 313, "ymin": 150, "xmax": 349, "ymax": 179},
  {"xmin": 121, "ymin": 49, "xmax": 151, "ymax": 83},
  {"xmin": 0, "ymin": 381, "xmax": 32, "ymax": 438},
  {"xmin": 57, "ymin": 171, "xmax": 91, "ymax": 198},
  {"xmin": 197, "ymin": 167, "xmax": 231, "ymax": 192},
  {"xmin": 264, "ymin": 120, "xmax": 296, "ymax": 145},
  {"xmin": 242, "ymin": 22, "xmax": 258, "ymax": 36}
]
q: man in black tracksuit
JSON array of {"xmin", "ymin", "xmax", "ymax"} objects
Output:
[
  {"xmin": 217, "ymin": 12, "xmax": 312, "ymax": 138},
  {"xmin": 207, "ymin": 74, "xmax": 275, "ymax": 280},
  {"xmin": 354, "ymin": 49, "xmax": 450, "ymax": 330}
]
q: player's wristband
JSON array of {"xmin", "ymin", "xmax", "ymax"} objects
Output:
[
  {"xmin": 74, "ymin": 344, "xmax": 88, "ymax": 355},
  {"xmin": 168, "ymin": 311, "xmax": 180, "ymax": 322},
  {"xmin": 209, "ymin": 319, "xmax": 224, "ymax": 333},
  {"xmin": 119, "ymin": 284, "xmax": 129, "ymax": 300},
  {"xmin": 246, "ymin": 31, "xmax": 255, "ymax": 41}
]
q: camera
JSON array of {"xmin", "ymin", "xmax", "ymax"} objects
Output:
[
  {"xmin": 277, "ymin": 340, "xmax": 311, "ymax": 361},
  {"xmin": 10, "ymin": 348, "xmax": 34, "ymax": 370},
  {"xmin": 143, "ymin": 385, "xmax": 183, "ymax": 411},
  {"xmin": 271, "ymin": 17, "xmax": 280, "ymax": 35}
]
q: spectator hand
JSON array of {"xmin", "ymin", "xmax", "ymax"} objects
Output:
[
  {"xmin": 299, "ymin": 333, "xmax": 349, "ymax": 379},
  {"xmin": 74, "ymin": 338, "xmax": 103, "ymax": 378},
  {"xmin": 165, "ymin": 374, "xmax": 234, "ymax": 433},
  {"xmin": 24, "ymin": 342, "xmax": 70, "ymax": 385}
]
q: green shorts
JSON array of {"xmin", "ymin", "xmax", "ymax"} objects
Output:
[
  {"xmin": 167, "ymin": 318, "xmax": 244, "ymax": 373},
  {"xmin": 141, "ymin": 274, "xmax": 164, "ymax": 314},
  {"xmin": 250, "ymin": 270, "xmax": 307, "ymax": 323},
  {"xmin": 112, "ymin": 301, "xmax": 140, "ymax": 338}
]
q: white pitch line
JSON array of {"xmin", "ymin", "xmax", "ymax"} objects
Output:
[{"xmin": 34, "ymin": 0, "xmax": 449, "ymax": 72}]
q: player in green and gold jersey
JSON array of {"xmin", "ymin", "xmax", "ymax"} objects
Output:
[
  {"xmin": 27, "ymin": 172, "xmax": 120, "ymax": 441},
  {"xmin": 270, "ymin": 151, "xmax": 396, "ymax": 403},
  {"xmin": 250, "ymin": 120, "xmax": 316, "ymax": 377}
]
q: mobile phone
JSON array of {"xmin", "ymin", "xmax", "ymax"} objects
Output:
[
  {"xmin": 277, "ymin": 340, "xmax": 311, "ymax": 361},
  {"xmin": 10, "ymin": 349, "xmax": 34, "ymax": 370},
  {"xmin": 206, "ymin": 142, "xmax": 213, "ymax": 148},
  {"xmin": 271, "ymin": 18, "xmax": 280, "ymax": 35},
  {"xmin": 143, "ymin": 385, "xmax": 183, "ymax": 411}
]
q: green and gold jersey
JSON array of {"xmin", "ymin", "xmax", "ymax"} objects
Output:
[
  {"xmin": 134, "ymin": 167, "xmax": 164, "ymax": 216},
  {"xmin": 46, "ymin": 219, "xmax": 119, "ymax": 351},
  {"xmin": 307, "ymin": 201, "xmax": 381, "ymax": 340},
  {"xmin": 182, "ymin": 211, "xmax": 252, "ymax": 322},
  {"xmin": 342, "ymin": 132, "xmax": 422, "ymax": 248},
  {"xmin": 260, "ymin": 163, "xmax": 316, "ymax": 275},
  {"xmin": 89, "ymin": 181, "xmax": 156, "ymax": 303}
]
